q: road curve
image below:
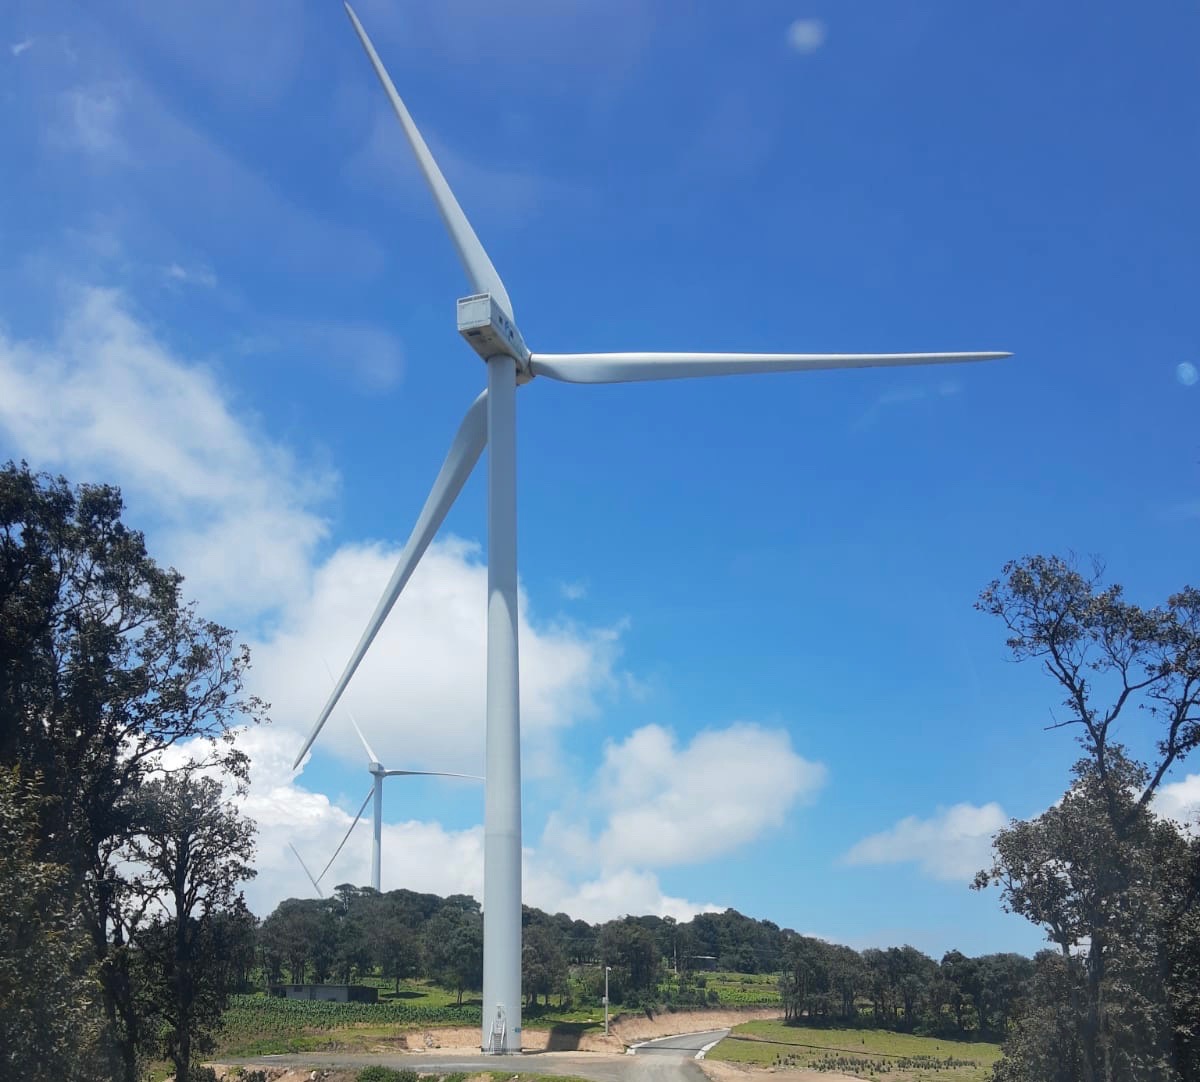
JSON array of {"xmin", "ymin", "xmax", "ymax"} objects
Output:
[{"xmin": 633, "ymin": 1029, "xmax": 730, "ymax": 1057}]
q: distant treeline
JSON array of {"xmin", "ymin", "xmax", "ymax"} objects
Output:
[{"xmin": 255, "ymin": 884, "xmax": 1032, "ymax": 1040}]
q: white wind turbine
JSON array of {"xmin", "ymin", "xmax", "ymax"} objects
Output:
[
  {"xmin": 293, "ymin": 2, "xmax": 1010, "ymax": 1054},
  {"xmin": 342, "ymin": 714, "xmax": 482, "ymax": 893}
]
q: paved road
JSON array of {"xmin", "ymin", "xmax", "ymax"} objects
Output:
[
  {"xmin": 633, "ymin": 1030, "xmax": 730, "ymax": 1057},
  {"xmin": 225, "ymin": 1028, "xmax": 729, "ymax": 1082}
]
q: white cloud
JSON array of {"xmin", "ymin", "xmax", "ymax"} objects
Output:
[
  {"xmin": 0, "ymin": 286, "xmax": 332, "ymax": 620},
  {"xmin": 525, "ymin": 865, "xmax": 719, "ymax": 924},
  {"xmin": 165, "ymin": 262, "xmax": 217, "ymax": 288},
  {"xmin": 1154, "ymin": 773, "xmax": 1200, "ymax": 832},
  {"xmin": 175, "ymin": 723, "xmax": 715, "ymax": 921},
  {"xmin": 11, "ymin": 38, "xmax": 34, "ymax": 57},
  {"xmin": 253, "ymin": 537, "xmax": 622, "ymax": 778},
  {"xmin": 545, "ymin": 723, "xmax": 825, "ymax": 871},
  {"xmin": 786, "ymin": 18, "xmax": 827, "ymax": 55},
  {"xmin": 842, "ymin": 802, "xmax": 1008, "ymax": 882}
]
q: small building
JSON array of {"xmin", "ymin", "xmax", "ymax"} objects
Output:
[{"xmin": 269, "ymin": 984, "xmax": 378, "ymax": 1004}]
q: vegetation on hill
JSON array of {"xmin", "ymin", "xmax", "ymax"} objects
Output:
[{"xmin": 248, "ymin": 885, "xmax": 1030, "ymax": 1044}]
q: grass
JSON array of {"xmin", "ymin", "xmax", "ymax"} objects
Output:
[{"xmin": 709, "ymin": 1020, "xmax": 1001, "ymax": 1082}]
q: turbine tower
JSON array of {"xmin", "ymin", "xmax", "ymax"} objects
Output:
[{"xmin": 294, "ymin": 2, "xmax": 1010, "ymax": 1054}]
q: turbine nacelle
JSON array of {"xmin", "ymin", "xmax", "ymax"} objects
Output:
[{"xmin": 457, "ymin": 294, "xmax": 532, "ymax": 377}]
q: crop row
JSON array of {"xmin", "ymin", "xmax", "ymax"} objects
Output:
[{"xmin": 221, "ymin": 994, "xmax": 480, "ymax": 1039}]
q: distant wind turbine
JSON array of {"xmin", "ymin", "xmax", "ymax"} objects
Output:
[
  {"xmin": 344, "ymin": 714, "xmax": 481, "ymax": 892},
  {"xmin": 293, "ymin": 2, "xmax": 1010, "ymax": 1053}
]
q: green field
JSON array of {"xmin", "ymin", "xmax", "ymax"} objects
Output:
[
  {"xmin": 692, "ymin": 970, "xmax": 782, "ymax": 1006},
  {"xmin": 217, "ymin": 994, "xmax": 478, "ymax": 1055},
  {"xmin": 709, "ymin": 1020, "xmax": 1001, "ymax": 1082}
]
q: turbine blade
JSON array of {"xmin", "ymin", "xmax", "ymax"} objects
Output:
[
  {"xmin": 321, "ymin": 655, "xmax": 379, "ymax": 765},
  {"xmin": 383, "ymin": 770, "xmax": 484, "ymax": 780},
  {"xmin": 349, "ymin": 715, "xmax": 380, "ymax": 766},
  {"xmin": 317, "ymin": 787, "xmax": 374, "ymax": 884},
  {"xmin": 293, "ymin": 391, "xmax": 488, "ymax": 771},
  {"xmin": 343, "ymin": 3, "xmax": 514, "ymax": 316},
  {"xmin": 288, "ymin": 842, "xmax": 325, "ymax": 898},
  {"xmin": 529, "ymin": 351, "xmax": 1011, "ymax": 384}
]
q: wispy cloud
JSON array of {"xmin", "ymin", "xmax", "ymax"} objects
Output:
[
  {"xmin": 236, "ymin": 318, "xmax": 405, "ymax": 392},
  {"xmin": 560, "ymin": 579, "xmax": 589, "ymax": 601},
  {"xmin": 51, "ymin": 82, "xmax": 131, "ymax": 161},
  {"xmin": 11, "ymin": 37, "xmax": 34, "ymax": 57},
  {"xmin": 165, "ymin": 262, "xmax": 217, "ymax": 288},
  {"xmin": 852, "ymin": 379, "xmax": 962, "ymax": 432},
  {"xmin": 842, "ymin": 802, "xmax": 1008, "ymax": 882},
  {"xmin": 786, "ymin": 18, "xmax": 827, "ymax": 55}
]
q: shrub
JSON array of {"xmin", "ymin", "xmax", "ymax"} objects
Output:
[{"xmin": 357, "ymin": 1069, "xmax": 420, "ymax": 1082}]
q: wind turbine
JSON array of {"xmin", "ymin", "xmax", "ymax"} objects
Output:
[
  {"xmin": 294, "ymin": 2, "xmax": 1010, "ymax": 1054},
  {"xmin": 344, "ymin": 714, "xmax": 482, "ymax": 893}
]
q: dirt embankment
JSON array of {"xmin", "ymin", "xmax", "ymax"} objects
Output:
[{"xmin": 392, "ymin": 1007, "xmax": 781, "ymax": 1054}]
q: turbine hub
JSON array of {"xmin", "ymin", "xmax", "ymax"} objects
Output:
[
  {"xmin": 369, "ymin": 761, "xmax": 385, "ymax": 775},
  {"xmin": 457, "ymin": 294, "xmax": 532, "ymax": 380}
]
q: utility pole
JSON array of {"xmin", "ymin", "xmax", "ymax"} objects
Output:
[{"xmin": 604, "ymin": 966, "xmax": 611, "ymax": 1036}]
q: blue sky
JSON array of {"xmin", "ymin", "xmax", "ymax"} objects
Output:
[{"xmin": 2, "ymin": 0, "xmax": 1198, "ymax": 960}]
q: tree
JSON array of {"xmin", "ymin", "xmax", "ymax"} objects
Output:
[
  {"xmin": 260, "ymin": 899, "xmax": 327, "ymax": 985},
  {"xmin": 598, "ymin": 919, "xmax": 661, "ymax": 1002},
  {"xmin": 780, "ymin": 936, "xmax": 831, "ymax": 1022},
  {"xmin": 425, "ymin": 910, "xmax": 483, "ymax": 1005},
  {"xmin": 125, "ymin": 774, "xmax": 257, "ymax": 1080},
  {"xmin": 993, "ymin": 951, "xmax": 1087, "ymax": 1082},
  {"xmin": 0, "ymin": 768, "xmax": 110, "ymax": 1081},
  {"xmin": 0, "ymin": 462, "xmax": 266, "ymax": 1082},
  {"xmin": 976, "ymin": 556, "xmax": 1200, "ymax": 1081},
  {"xmin": 522, "ymin": 923, "xmax": 568, "ymax": 1007},
  {"xmin": 976, "ymin": 555, "xmax": 1200, "ymax": 813}
]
